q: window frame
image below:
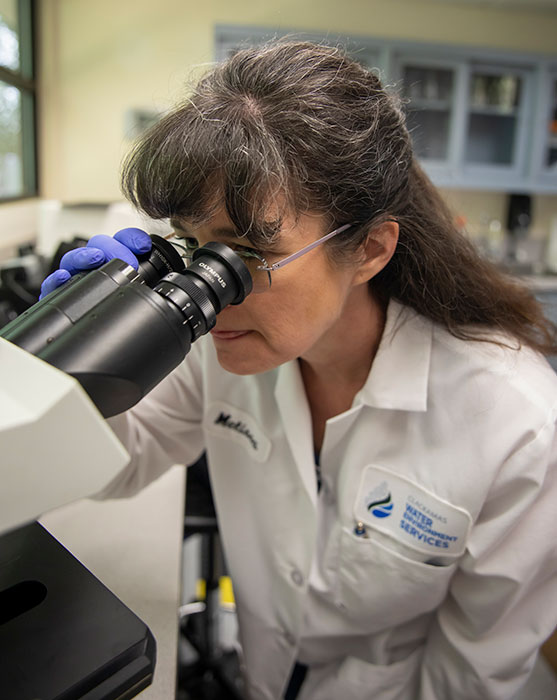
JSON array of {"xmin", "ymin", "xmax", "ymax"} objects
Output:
[{"xmin": 0, "ymin": 0, "xmax": 37, "ymax": 202}]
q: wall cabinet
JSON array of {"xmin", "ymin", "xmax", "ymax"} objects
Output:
[
  {"xmin": 392, "ymin": 53, "xmax": 538, "ymax": 191},
  {"xmin": 215, "ymin": 26, "xmax": 557, "ymax": 194}
]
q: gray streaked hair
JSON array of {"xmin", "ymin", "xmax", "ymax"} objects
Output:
[
  {"xmin": 121, "ymin": 41, "xmax": 411, "ymax": 256},
  {"xmin": 121, "ymin": 41, "xmax": 557, "ymax": 355}
]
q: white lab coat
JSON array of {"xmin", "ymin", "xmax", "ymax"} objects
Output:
[{"xmin": 104, "ymin": 300, "xmax": 557, "ymax": 700}]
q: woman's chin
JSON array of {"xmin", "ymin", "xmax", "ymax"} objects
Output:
[{"xmin": 211, "ymin": 335, "xmax": 281, "ymax": 375}]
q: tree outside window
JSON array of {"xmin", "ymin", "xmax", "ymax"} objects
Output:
[{"xmin": 0, "ymin": 0, "xmax": 35, "ymax": 200}]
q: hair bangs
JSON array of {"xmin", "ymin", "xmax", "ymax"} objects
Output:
[{"xmin": 121, "ymin": 99, "xmax": 295, "ymax": 246}]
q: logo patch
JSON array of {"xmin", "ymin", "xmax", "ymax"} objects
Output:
[
  {"xmin": 355, "ymin": 465, "xmax": 472, "ymax": 557},
  {"xmin": 205, "ymin": 402, "xmax": 271, "ymax": 462}
]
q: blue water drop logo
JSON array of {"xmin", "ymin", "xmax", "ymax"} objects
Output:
[{"xmin": 366, "ymin": 481, "xmax": 394, "ymax": 518}]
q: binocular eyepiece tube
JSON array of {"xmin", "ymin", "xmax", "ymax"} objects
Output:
[{"xmin": 0, "ymin": 235, "xmax": 253, "ymax": 417}]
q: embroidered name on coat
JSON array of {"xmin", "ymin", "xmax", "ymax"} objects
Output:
[
  {"xmin": 205, "ymin": 402, "xmax": 272, "ymax": 462},
  {"xmin": 214, "ymin": 412, "xmax": 257, "ymax": 449}
]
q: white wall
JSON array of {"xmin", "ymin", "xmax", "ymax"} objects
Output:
[
  {"xmin": 3, "ymin": 0, "xmax": 557, "ymax": 257},
  {"xmin": 0, "ymin": 200, "xmax": 39, "ymax": 260},
  {"xmin": 37, "ymin": 0, "xmax": 557, "ymax": 202}
]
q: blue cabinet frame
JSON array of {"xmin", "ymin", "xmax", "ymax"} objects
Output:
[{"xmin": 214, "ymin": 26, "xmax": 557, "ymax": 194}]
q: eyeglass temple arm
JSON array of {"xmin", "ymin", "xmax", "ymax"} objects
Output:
[{"xmin": 257, "ymin": 224, "xmax": 353, "ymax": 272}]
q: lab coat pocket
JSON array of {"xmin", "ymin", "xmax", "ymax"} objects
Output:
[
  {"xmin": 337, "ymin": 526, "xmax": 456, "ymax": 632},
  {"xmin": 300, "ymin": 646, "xmax": 423, "ymax": 700}
]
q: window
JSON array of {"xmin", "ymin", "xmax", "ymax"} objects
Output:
[{"xmin": 0, "ymin": 0, "xmax": 35, "ymax": 200}]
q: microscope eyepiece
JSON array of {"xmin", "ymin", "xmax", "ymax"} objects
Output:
[{"xmin": 0, "ymin": 234, "xmax": 253, "ymax": 417}]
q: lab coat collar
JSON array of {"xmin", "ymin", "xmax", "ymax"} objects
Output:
[
  {"xmin": 272, "ymin": 301, "xmax": 432, "ymax": 506},
  {"xmin": 355, "ymin": 300, "xmax": 432, "ymax": 412}
]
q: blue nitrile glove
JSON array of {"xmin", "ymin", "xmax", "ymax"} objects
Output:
[{"xmin": 39, "ymin": 227, "xmax": 152, "ymax": 299}]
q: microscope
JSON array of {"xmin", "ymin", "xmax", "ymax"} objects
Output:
[{"xmin": 0, "ymin": 232, "xmax": 252, "ymax": 699}]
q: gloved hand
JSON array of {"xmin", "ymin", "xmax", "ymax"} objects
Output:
[{"xmin": 39, "ymin": 227, "xmax": 152, "ymax": 299}]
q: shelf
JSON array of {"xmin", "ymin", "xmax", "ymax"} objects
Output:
[
  {"xmin": 407, "ymin": 98, "xmax": 452, "ymax": 111},
  {"xmin": 469, "ymin": 105, "xmax": 518, "ymax": 117}
]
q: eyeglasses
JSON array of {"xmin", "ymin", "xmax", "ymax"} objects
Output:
[{"xmin": 168, "ymin": 222, "xmax": 352, "ymax": 294}]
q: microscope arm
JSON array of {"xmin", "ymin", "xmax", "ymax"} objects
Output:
[{"xmin": 0, "ymin": 337, "xmax": 129, "ymax": 535}]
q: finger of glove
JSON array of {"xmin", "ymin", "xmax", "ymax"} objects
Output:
[
  {"xmin": 114, "ymin": 227, "xmax": 152, "ymax": 255},
  {"xmin": 39, "ymin": 269, "xmax": 72, "ymax": 300},
  {"xmin": 87, "ymin": 234, "xmax": 139, "ymax": 269},
  {"xmin": 60, "ymin": 246, "xmax": 107, "ymax": 275}
]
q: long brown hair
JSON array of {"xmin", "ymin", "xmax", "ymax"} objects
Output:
[{"xmin": 121, "ymin": 40, "xmax": 557, "ymax": 356}]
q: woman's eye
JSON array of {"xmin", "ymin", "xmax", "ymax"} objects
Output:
[
  {"xmin": 234, "ymin": 244, "xmax": 263, "ymax": 258},
  {"xmin": 183, "ymin": 237, "xmax": 199, "ymax": 251},
  {"xmin": 172, "ymin": 234, "xmax": 265, "ymax": 259}
]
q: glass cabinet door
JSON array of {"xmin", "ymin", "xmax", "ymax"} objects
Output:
[
  {"xmin": 400, "ymin": 63, "xmax": 456, "ymax": 162},
  {"xmin": 544, "ymin": 75, "xmax": 557, "ymax": 172},
  {"xmin": 465, "ymin": 68, "xmax": 523, "ymax": 167}
]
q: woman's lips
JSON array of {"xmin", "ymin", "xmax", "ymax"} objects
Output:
[{"xmin": 210, "ymin": 330, "xmax": 251, "ymax": 340}]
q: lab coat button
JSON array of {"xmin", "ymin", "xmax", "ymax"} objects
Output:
[
  {"xmin": 283, "ymin": 629, "xmax": 297, "ymax": 646},
  {"xmin": 290, "ymin": 569, "xmax": 304, "ymax": 586}
]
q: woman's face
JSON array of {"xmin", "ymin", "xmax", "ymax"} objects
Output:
[{"xmin": 171, "ymin": 207, "xmax": 377, "ymax": 375}]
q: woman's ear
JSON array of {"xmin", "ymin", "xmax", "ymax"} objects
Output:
[{"xmin": 352, "ymin": 220, "xmax": 399, "ymax": 285}]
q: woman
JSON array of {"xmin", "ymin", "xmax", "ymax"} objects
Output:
[{"xmin": 43, "ymin": 42, "xmax": 557, "ymax": 699}]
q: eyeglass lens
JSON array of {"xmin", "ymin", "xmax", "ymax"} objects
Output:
[{"xmin": 168, "ymin": 237, "xmax": 271, "ymax": 293}]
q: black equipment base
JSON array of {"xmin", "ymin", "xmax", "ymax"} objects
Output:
[{"xmin": 0, "ymin": 521, "xmax": 156, "ymax": 700}]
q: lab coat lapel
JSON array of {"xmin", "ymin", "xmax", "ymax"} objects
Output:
[{"xmin": 274, "ymin": 359, "xmax": 318, "ymax": 508}]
